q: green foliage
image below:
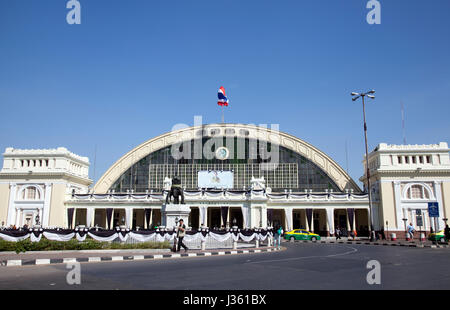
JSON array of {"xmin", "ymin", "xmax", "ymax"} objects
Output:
[{"xmin": 0, "ymin": 237, "xmax": 171, "ymax": 253}]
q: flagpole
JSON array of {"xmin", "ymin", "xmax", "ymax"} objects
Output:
[{"xmin": 221, "ymin": 105, "xmax": 224, "ymax": 123}]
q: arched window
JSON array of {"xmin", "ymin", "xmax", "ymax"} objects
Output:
[
  {"xmin": 405, "ymin": 184, "xmax": 430, "ymax": 200},
  {"xmin": 21, "ymin": 186, "xmax": 40, "ymax": 200}
]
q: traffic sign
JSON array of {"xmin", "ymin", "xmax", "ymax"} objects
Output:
[
  {"xmin": 416, "ymin": 215, "xmax": 423, "ymax": 227},
  {"xmin": 428, "ymin": 202, "xmax": 439, "ymax": 217}
]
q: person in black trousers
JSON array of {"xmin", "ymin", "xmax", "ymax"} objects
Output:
[{"xmin": 177, "ymin": 219, "xmax": 188, "ymax": 252}]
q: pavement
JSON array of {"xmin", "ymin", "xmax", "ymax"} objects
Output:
[
  {"xmin": 0, "ymin": 245, "xmax": 278, "ymax": 267},
  {"xmin": 1, "ymin": 241, "xmax": 450, "ymax": 289}
]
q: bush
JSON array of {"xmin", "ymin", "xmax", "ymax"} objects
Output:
[{"xmin": 0, "ymin": 237, "xmax": 171, "ymax": 253}]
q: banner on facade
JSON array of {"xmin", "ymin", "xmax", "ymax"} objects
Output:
[{"xmin": 198, "ymin": 170, "xmax": 233, "ymax": 189}]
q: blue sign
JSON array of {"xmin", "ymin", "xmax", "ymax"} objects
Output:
[{"xmin": 428, "ymin": 202, "xmax": 439, "ymax": 217}]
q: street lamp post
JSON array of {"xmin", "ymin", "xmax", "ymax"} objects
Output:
[
  {"xmin": 402, "ymin": 218, "xmax": 408, "ymax": 241},
  {"xmin": 352, "ymin": 90, "xmax": 375, "ymax": 241}
]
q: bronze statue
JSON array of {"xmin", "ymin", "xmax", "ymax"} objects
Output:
[{"xmin": 165, "ymin": 176, "xmax": 185, "ymax": 204}]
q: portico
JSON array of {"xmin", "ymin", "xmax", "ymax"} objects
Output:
[{"xmin": 66, "ymin": 190, "xmax": 370, "ymax": 236}]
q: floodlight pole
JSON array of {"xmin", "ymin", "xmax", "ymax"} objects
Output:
[{"xmin": 354, "ymin": 92, "xmax": 375, "ymax": 242}]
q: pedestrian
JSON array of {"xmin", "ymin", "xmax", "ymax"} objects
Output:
[
  {"xmin": 335, "ymin": 227, "xmax": 341, "ymax": 240},
  {"xmin": 177, "ymin": 219, "xmax": 188, "ymax": 252},
  {"xmin": 407, "ymin": 222, "xmax": 415, "ymax": 240},
  {"xmin": 274, "ymin": 225, "xmax": 283, "ymax": 250}
]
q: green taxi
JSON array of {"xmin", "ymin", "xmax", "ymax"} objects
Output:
[
  {"xmin": 284, "ymin": 229, "xmax": 320, "ymax": 241},
  {"xmin": 428, "ymin": 230, "xmax": 447, "ymax": 243}
]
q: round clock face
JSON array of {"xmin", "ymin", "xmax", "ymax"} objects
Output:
[{"xmin": 215, "ymin": 147, "xmax": 230, "ymax": 160}]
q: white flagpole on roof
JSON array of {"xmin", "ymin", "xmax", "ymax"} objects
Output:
[{"xmin": 221, "ymin": 105, "xmax": 224, "ymax": 123}]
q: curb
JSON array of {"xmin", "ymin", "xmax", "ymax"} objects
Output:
[
  {"xmin": 0, "ymin": 247, "xmax": 280, "ymax": 267},
  {"xmin": 287, "ymin": 239, "xmax": 449, "ymax": 249}
]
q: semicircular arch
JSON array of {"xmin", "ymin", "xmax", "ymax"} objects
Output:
[{"xmin": 93, "ymin": 124, "xmax": 361, "ymax": 193}]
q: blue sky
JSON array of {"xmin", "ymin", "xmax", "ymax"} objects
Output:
[{"xmin": 0, "ymin": 0, "xmax": 449, "ymax": 187}]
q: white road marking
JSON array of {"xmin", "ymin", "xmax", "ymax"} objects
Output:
[
  {"xmin": 246, "ymin": 246, "xmax": 358, "ymax": 264},
  {"xmin": 35, "ymin": 259, "xmax": 50, "ymax": 265},
  {"xmin": 7, "ymin": 260, "xmax": 21, "ymax": 266},
  {"xmin": 88, "ymin": 257, "xmax": 101, "ymax": 262}
]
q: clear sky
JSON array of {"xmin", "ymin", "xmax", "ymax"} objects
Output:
[{"xmin": 0, "ymin": 0, "xmax": 449, "ymax": 187}]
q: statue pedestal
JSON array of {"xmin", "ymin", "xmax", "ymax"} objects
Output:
[{"xmin": 161, "ymin": 204, "xmax": 191, "ymax": 229}]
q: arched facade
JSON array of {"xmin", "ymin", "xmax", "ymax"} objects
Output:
[{"xmin": 94, "ymin": 124, "xmax": 361, "ymax": 194}]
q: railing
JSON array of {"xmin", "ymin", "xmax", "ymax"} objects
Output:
[
  {"xmin": 70, "ymin": 190, "xmax": 369, "ymax": 202},
  {"xmin": 0, "ymin": 228, "xmax": 273, "ymax": 250}
]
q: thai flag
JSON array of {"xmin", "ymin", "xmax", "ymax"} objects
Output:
[{"xmin": 217, "ymin": 86, "xmax": 229, "ymax": 106}]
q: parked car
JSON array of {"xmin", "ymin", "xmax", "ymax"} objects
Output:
[
  {"xmin": 428, "ymin": 230, "xmax": 447, "ymax": 243},
  {"xmin": 284, "ymin": 229, "xmax": 320, "ymax": 241}
]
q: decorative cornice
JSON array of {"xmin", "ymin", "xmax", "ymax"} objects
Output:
[
  {"xmin": 374, "ymin": 142, "xmax": 449, "ymax": 152},
  {"xmin": 3, "ymin": 147, "xmax": 89, "ymax": 164},
  {"xmin": 0, "ymin": 172, "xmax": 92, "ymax": 186}
]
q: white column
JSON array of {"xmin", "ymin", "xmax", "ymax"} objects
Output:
[
  {"xmin": 305, "ymin": 209, "xmax": 310, "ymax": 231},
  {"xmin": 7, "ymin": 184, "xmax": 17, "ymax": 226},
  {"xmin": 241, "ymin": 204, "xmax": 249, "ymax": 228},
  {"xmin": 434, "ymin": 181, "xmax": 445, "ymax": 230},
  {"xmin": 149, "ymin": 208, "xmax": 153, "ymax": 228},
  {"xmin": 42, "ymin": 183, "xmax": 52, "ymax": 227},
  {"xmin": 346, "ymin": 210, "xmax": 351, "ymax": 231},
  {"xmin": 261, "ymin": 205, "xmax": 267, "ymax": 228},
  {"xmin": 284, "ymin": 207, "xmax": 293, "ymax": 231},
  {"xmin": 393, "ymin": 181, "xmax": 403, "ymax": 230},
  {"xmin": 15, "ymin": 208, "xmax": 22, "ymax": 227},
  {"xmin": 250, "ymin": 205, "xmax": 261, "ymax": 228},
  {"xmin": 199, "ymin": 206, "xmax": 208, "ymax": 227},
  {"xmin": 326, "ymin": 208, "xmax": 334, "ymax": 235},
  {"xmin": 125, "ymin": 208, "xmax": 133, "ymax": 229},
  {"xmin": 86, "ymin": 208, "xmax": 94, "ymax": 228}
]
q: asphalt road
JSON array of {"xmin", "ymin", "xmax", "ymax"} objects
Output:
[{"xmin": 1, "ymin": 243, "xmax": 450, "ymax": 290}]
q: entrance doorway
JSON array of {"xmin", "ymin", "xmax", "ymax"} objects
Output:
[
  {"xmin": 189, "ymin": 207, "xmax": 199, "ymax": 229},
  {"xmin": 208, "ymin": 208, "xmax": 221, "ymax": 229},
  {"xmin": 293, "ymin": 210, "xmax": 306, "ymax": 229},
  {"xmin": 94, "ymin": 209, "xmax": 106, "ymax": 228},
  {"xmin": 272, "ymin": 209, "xmax": 285, "ymax": 230},
  {"xmin": 230, "ymin": 207, "xmax": 243, "ymax": 228},
  {"xmin": 113, "ymin": 209, "xmax": 125, "ymax": 228},
  {"xmin": 133, "ymin": 209, "xmax": 145, "ymax": 230}
]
